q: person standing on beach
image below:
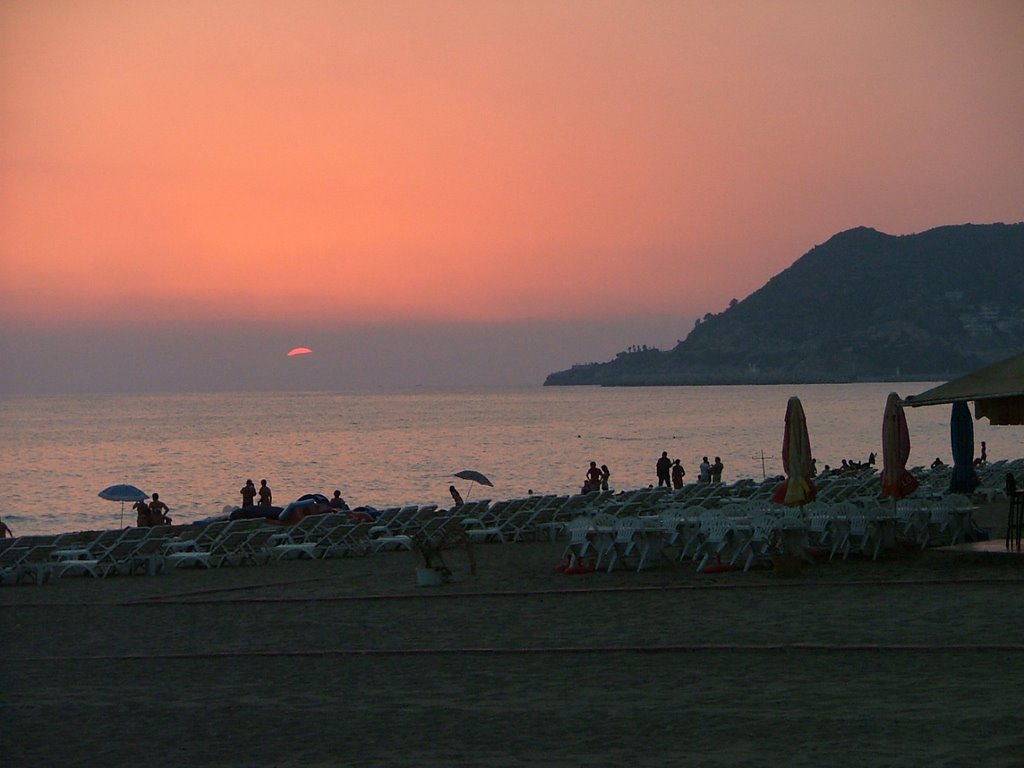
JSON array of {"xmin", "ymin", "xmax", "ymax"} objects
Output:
[
  {"xmin": 586, "ymin": 461, "xmax": 603, "ymax": 491},
  {"xmin": 711, "ymin": 457, "xmax": 724, "ymax": 483},
  {"xmin": 671, "ymin": 459, "xmax": 686, "ymax": 489},
  {"xmin": 699, "ymin": 457, "xmax": 712, "ymax": 483},
  {"xmin": 656, "ymin": 451, "xmax": 672, "ymax": 488},
  {"xmin": 148, "ymin": 493, "xmax": 171, "ymax": 526},
  {"xmin": 975, "ymin": 441, "xmax": 987, "ymax": 467},
  {"xmin": 240, "ymin": 479, "xmax": 256, "ymax": 508},
  {"xmin": 258, "ymin": 479, "xmax": 273, "ymax": 508},
  {"xmin": 133, "ymin": 499, "xmax": 151, "ymax": 527},
  {"xmin": 600, "ymin": 464, "xmax": 610, "ymax": 491}
]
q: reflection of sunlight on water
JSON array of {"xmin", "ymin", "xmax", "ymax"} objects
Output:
[{"xmin": 0, "ymin": 383, "xmax": 1014, "ymax": 534}]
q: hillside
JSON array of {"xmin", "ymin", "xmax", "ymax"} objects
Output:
[{"xmin": 544, "ymin": 223, "xmax": 1024, "ymax": 386}]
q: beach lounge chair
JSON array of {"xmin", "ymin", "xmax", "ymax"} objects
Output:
[
  {"xmin": 693, "ymin": 514, "xmax": 739, "ymax": 572},
  {"xmin": 317, "ymin": 520, "xmax": 374, "ymax": 558},
  {"xmin": 82, "ymin": 527, "xmax": 176, "ymax": 577},
  {"xmin": 163, "ymin": 520, "xmax": 241, "ymax": 568},
  {"xmin": 735, "ymin": 515, "xmax": 776, "ymax": 572},
  {"xmin": 600, "ymin": 516, "xmax": 645, "ymax": 572},
  {"xmin": 268, "ymin": 514, "xmax": 336, "ymax": 560},
  {"xmin": 561, "ymin": 517, "xmax": 595, "ymax": 569},
  {"xmin": 368, "ymin": 521, "xmax": 414, "ymax": 552},
  {"xmin": 1, "ymin": 542, "xmax": 57, "ymax": 586},
  {"xmin": 844, "ymin": 509, "xmax": 885, "ymax": 560},
  {"xmin": 211, "ymin": 524, "xmax": 276, "ymax": 566}
]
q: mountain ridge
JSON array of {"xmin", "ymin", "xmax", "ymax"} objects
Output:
[{"xmin": 544, "ymin": 222, "xmax": 1024, "ymax": 386}]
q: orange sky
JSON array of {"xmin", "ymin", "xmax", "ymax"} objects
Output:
[{"xmin": 2, "ymin": 0, "xmax": 1023, "ymax": 336}]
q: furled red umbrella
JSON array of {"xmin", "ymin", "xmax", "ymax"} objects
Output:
[
  {"xmin": 949, "ymin": 400, "xmax": 981, "ymax": 494},
  {"xmin": 880, "ymin": 392, "xmax": 919, "ymax": 500},
  {"xmin": 771, "ymin": 396, "xmax": 816, "ymax": 506}
]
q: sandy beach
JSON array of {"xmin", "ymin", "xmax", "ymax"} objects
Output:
[{"xmin": 3, "ymin": 500, "xmax": 1024, "ymax": 767}]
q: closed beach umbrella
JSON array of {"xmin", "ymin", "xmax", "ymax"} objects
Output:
[
  {"xmin": 98, "ymin": 483, "xmax": 148, "ymax": 527},
  {"xmin": 948, "ymin": 400, "xmax": 980, "ymax": 494},
  {"xmin": 771, "ymin": 396, "xmax": 816, "ymax": 506},
  {"xmin": 880, "ymin": 392, "xmax": 919, "ymax": 500}
]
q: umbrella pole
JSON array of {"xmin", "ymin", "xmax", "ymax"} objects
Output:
[{"xmin": 120, "ymin": 501, "xmax": 125, "ymax": 528}]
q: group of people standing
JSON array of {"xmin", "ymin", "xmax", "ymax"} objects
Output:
[
  {"xmin": 656, "ymin": 452, "xmax": 724, "ymax": 489},
  {"xmin": 133, "ymin": 493, "xmax": 172, "ymax": 527},
  {"xmin": 581, "ymin": 461, "xmax": 611, "ymax": 493},
  {"xmin": 240, "ymin": 479, "xmax": 273, "ymax": 508}
]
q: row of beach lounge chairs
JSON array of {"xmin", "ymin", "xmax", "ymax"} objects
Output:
[{"xmin": 2, "ymin": 462, "xmax": 1012, "ymax": 586}]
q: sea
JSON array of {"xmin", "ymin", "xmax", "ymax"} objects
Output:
[{"xmin": 1, "ymin": 383, "xmax": 1018, "ymax": 536}]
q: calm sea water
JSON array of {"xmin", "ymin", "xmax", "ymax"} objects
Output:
[{"xmin": 1, "ymin": 383, "xmax": 1018, "ymax": 535}]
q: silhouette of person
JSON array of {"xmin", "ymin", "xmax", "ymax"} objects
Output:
[
  {"xmin": 600, "ymin": 465, "xmax": 610, "ymax": 491},
  {"xmin": 0, "ymin": 515, "xmax": 13, "ymax": 538},
  {"xmin": 133, "ymin": 499, "xmax": 151, "ymax": 527},
  {"xmin": 656, "ymin": 452, "xmax": 672, "ymax": 487},
  {"xmin": 711, "ymin": 456, "xmax": 724, "ymax": 483},
  {"xmin": 330, "ymin": 490, "xmax": 349, "ymax": 510},
  {"xmin": 240, "ymin": 479, "xmax": 257, "ymax": 508},
  {"xmin": 586, "ymin": 461, "xmax": 602, "ymax": 491},
  {"xmin": 449, "ymin": 485, "xmax": 464, "ymax": 507},
  {"xmin": 975, "ymin": 441, "xmax": 987, "ymax": 467},
  {"xmin": 671, "ymin": 459, "xmax": 686, "ymax": 489},
  {"xmin": 699, "ymin": 457, "xmax": 711, "ymax": 483},
  {"xmin": 258, "ymin": 479, "xmax": 273, "ymax": 507},
  {"xmin": 148, "ymin": 493, "xmax": 171, "ymax": 526}
]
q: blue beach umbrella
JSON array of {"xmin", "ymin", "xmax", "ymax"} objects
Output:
[
  {"xmin": 948, "ymin": 401, "xmax": 980, "ymax": 494},
  {"xmin": 98, "ymin": 483, "xmax": 148, "ymax": 527}
]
